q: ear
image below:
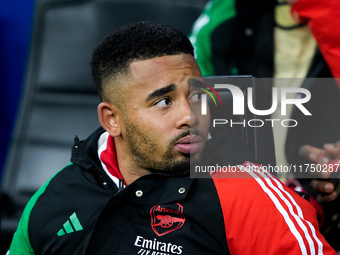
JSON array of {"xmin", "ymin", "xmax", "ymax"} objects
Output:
[{"xmin": 97, "ymin": 102, "xmax": 121, "ymax": 137}]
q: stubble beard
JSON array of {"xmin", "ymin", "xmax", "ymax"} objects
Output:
[{"xmin": 123, "ymin": 120, "xmax": 203, "ymax": 175}]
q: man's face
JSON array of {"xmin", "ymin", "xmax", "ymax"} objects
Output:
[{"xmin": 116, "ymin": 54, "xmax": 210, "ymax": 173}]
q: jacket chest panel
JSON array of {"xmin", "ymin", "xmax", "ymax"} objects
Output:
[{"xmin": 83, "ymin": 178, "xmax": 229, "ymax": 254}]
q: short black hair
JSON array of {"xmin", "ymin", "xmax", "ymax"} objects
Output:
[{"xmin": 91, "ymin": 21, "xmax": 194, "ymax": 101}]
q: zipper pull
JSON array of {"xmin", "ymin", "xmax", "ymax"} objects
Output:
[{"xmin": 118, "ymin": 178, "xmax": 125, "ymax": 191}]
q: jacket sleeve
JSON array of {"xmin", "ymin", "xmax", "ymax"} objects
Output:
[
  {"xmin": 7, "ymin": 189, "xmax": 44, "ymax": 255},
  {"xmin": 291, "ymin": 0, "xmax": 340, "ymax": 84},
  {"xmin": 7, "ymin": 166, "xmax": 62, "ymax": 255},
  {"xmin": 188, "ymin": 0, "xmax": 236, "ymax": 76},
  {"xmin": 212, "ymin": 162, "xmax": 337, "ymax": 255},
  {"xmin": 7, "ymin": 208, "xmax": 35, "ymax": 255}
]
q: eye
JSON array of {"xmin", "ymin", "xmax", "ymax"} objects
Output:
[
  {"xmin": 154, "ymin": 97, "xmax": 172, "ymax": 108},
  {"xmin": 190, "ymin": 91, "xmax": 203, "ymax": 102}
]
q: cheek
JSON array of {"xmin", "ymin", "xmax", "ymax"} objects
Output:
[
  {"xmin": 192, "ymin": 104, "xmax": 210, "ymax": 131},
  {"xmin": 200, "ymin": 115, "xmax": 211, "ymax": 136},
  {"xmin": 136, "ymin": 107, "xmax": 175, "ymax": 128},
  {"xmin": 130, "ymin": 114, "xmax": 171, "ymax": 143}
]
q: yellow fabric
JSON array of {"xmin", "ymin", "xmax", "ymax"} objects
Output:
[{"xmin": 273, "ymin": 6, "xmax": 317, "ymax": 178}]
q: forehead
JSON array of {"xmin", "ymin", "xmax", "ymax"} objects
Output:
[
  {"xmin": 127, "ymin": 54, "xmax": 202, "ymax": 92},
  {"xmin": 130, "ymin": 54, "xmax": 200, "ymax": 74}
]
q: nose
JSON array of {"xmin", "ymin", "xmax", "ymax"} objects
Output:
[{"xmin": 175, "ymin": 100, "xmax": 198, "ymax": 129}]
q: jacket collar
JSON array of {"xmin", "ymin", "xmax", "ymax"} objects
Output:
[
  {"xmin": 70, "ymin": 126, "xmax": 254, "ymax": 191},
  {"xmin": 71, "ymin": 127, "xmax": 118, "ymax": 191}
]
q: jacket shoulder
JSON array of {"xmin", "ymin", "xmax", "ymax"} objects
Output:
[{"xmin": 212, "ymin": 162, "xmax": 336, "ymax": 254}]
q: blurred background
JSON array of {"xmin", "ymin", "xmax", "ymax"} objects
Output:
[{"xmin": 0, "ymin": 0, "xmax": 36, "ymax": 182}]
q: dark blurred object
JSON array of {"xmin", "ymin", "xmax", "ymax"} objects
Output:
[
  {"xmin": 320, "ymin": 195, "xmax": 340, "ymax": 252},
  {"xmin": 285, "ymin": 52, "xmax": 340, "ymax": 251},
  {"xmin": 203, "ymin": 76, "xmax": 276, "ymax": 167}
]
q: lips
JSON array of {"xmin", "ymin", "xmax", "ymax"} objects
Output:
[{"xmin": 175, "ymin": 135, "xmax": 203, "ymax": 154}]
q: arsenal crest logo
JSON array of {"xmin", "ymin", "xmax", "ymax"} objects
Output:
[{"xmin": 150, "ymin": 203, "xmax": 185, "ymax": 236}]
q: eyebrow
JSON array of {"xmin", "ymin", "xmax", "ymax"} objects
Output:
[{"xmin": 146, "ymin": 84, "xmax": 177, "ymax": 101}]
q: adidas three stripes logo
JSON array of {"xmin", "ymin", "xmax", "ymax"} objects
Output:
[{"xmin": 57, "ymin": 212, "xmax": 83, "ymax": 236}]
